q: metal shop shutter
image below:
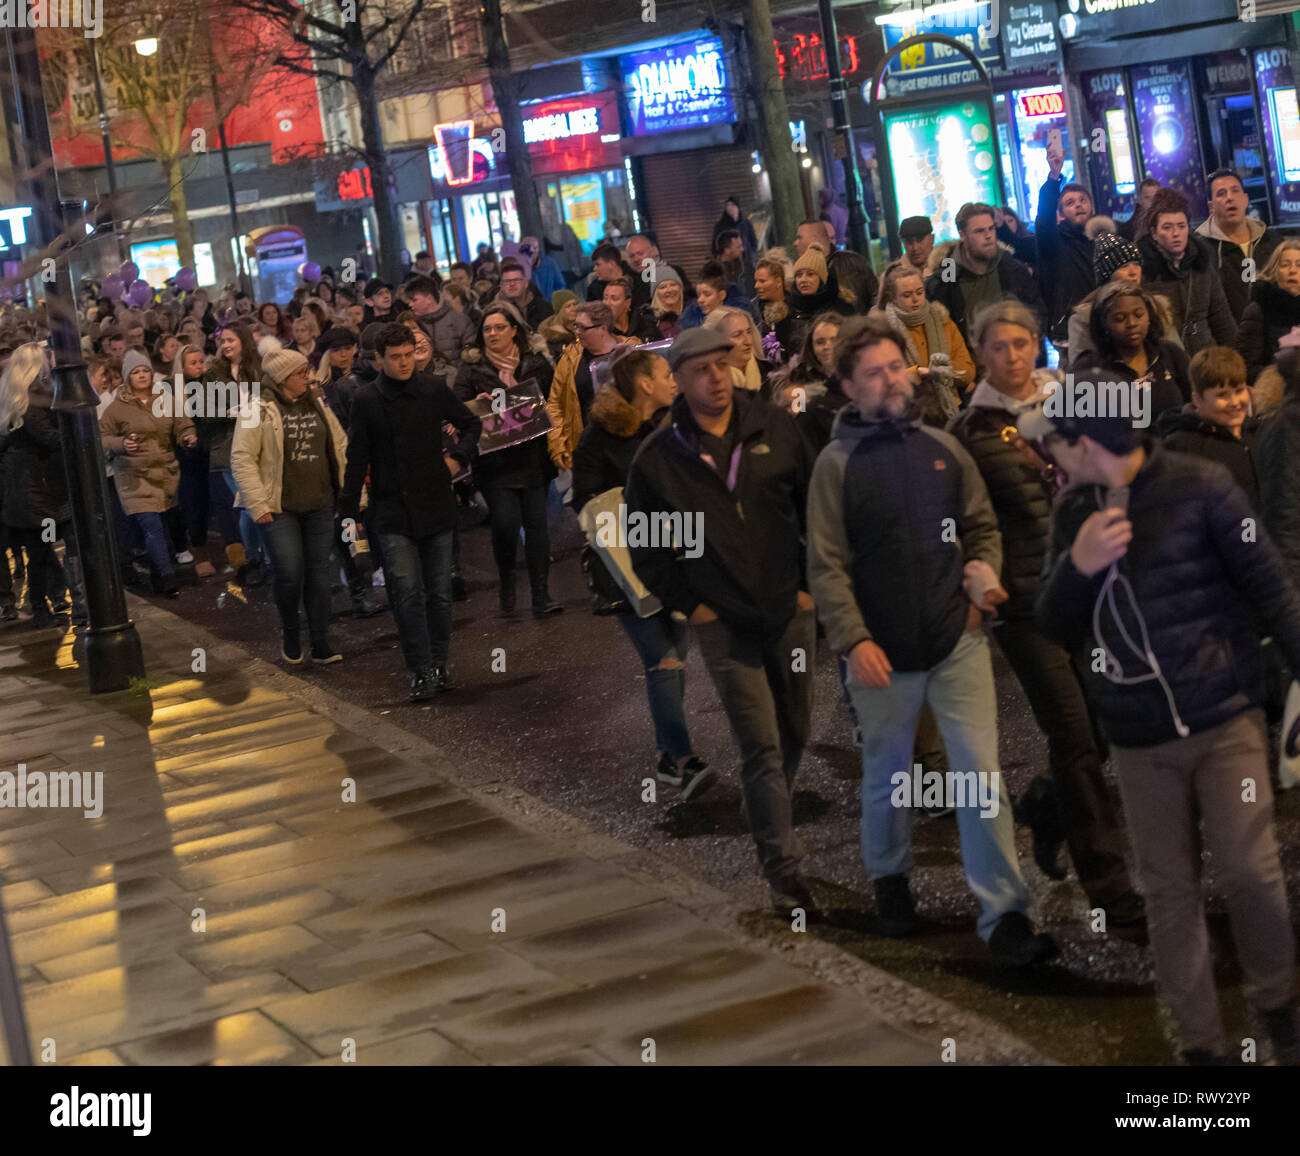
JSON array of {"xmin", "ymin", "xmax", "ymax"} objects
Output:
[{"xmin": 640, "ymin": 147, "xmax": 760, "ymax": 278}]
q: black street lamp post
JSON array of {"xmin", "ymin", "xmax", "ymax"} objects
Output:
[
  {"xmin": 88, "ymin": 39, "xmax": 127, "ymax": 263},
  {"xmin": 7, "ymin": 26, "xmax": 146, "ymax": 693},
  {"xmin": 817, "ymin": 0, "xmax": 868, "ymax": 255}
]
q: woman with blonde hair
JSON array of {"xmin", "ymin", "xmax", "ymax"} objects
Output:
[
  {"xmin": 876, "ymin": 260, "xmax": 974, "ymax": 424},
  {"xmin": 0, "ymin": 343, "xmax": 81, "ymax": 624},
  {"xmin": 703, "ymin": 305, "xmax": 769, "ymax": 398},
  {"xmin": 1237, "ymin": 238, "xmax": 1300, "ymax": 382}
]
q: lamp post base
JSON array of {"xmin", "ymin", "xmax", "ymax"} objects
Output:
[{"xmin": 82, "ymin": 620, "xmax": 146, "ymax": 695}]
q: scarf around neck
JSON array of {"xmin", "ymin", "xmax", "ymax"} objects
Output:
[
  {"xmin": 486, "ymin": 343, "xmax": 520, "ymax": 387},
  {"xmin": 885, "ymin": 301, "xmax": 948, "ymax": 370}
]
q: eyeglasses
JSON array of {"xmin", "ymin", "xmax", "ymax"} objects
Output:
[{"xmin": 576, "ymin": 323, "xmax": 604, "ymax": 333}]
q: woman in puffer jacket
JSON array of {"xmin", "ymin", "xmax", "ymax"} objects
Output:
[
  {"xmin": 571, "ymin": 347, "xmax": 715, "ymax": 799},
  {"xmin": 99, "ymin": 348, "xmax": 197, "ymax": 597}
]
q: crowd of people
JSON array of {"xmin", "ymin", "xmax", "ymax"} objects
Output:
[{"xmin": 2, "ymin": 164, "xmax": 1300, "ymax": 1064}]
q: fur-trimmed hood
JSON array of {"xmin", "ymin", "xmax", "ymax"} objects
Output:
[
  {"xmin": 1085, "ymin": 215, "xmax": 1119, "ymax": 240},
  {"xmin": 590, "ymin": 384, "xmax": 643, "ymax": 438}
]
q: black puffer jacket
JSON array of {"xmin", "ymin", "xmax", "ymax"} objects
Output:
[
  {"xmin": 1070, "ymin": 341, "xmax": 1191, "ymax": 426},
  {"xmin": 945, "ymin": 390, "xmax": 1056, "ymax": 621},
  {"xmin": 453, "ymin": 351, "xmax": 555, "ymax": 490},
  {"xmin": 625, "ymin": 390, "xmax": 812, "ymax": 638},
  {"xmin": 1139, "ymin": 234, "xmax": 1238, "ymax": 356},
  {"xmin": 1157, "ymin": 406, "xmax": 1260, "ymax": 511},
  {"xmin": 0, "ymin": 378, "xmax": 71, "ymax": 528},
  {"xmin": 1235, "ymin": 280, "xmax": 1300, "ymax": 384},
  {"xmin": 1036, "ymin": 445, "xmax": 1300, "ymax": 747}
]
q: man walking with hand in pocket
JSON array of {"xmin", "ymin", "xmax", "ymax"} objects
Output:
[
  {"xmin": 806, "ymin": 314, "xmax": 1055, "ymax": 966},
  {"xmin": 625, "ymin": 327, "xmax": 818, "ymax": 916}
]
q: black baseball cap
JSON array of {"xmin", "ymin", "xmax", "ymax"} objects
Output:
[
  {"xmin": 1019, "ymin": 405, "xmax": 1144, "ymax": 455},
  {"xmin": 899, "ymin": 216, "xmax": 934, "ymax": 241}
]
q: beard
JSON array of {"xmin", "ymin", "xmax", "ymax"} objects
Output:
[{"xmin": 860, "ymin": 388, "xmax": 915, "ymax": 422}]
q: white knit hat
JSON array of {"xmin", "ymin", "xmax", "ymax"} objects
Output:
[{"xmin": 262, "ymin": 348, "xmax": 309, "ymax": 386}]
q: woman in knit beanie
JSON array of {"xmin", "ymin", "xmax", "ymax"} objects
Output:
[
  {"xmin": 1069, "ymin": 231, "xmax": 1177, "ymax": 363},
  {"xmin": 786, "ymin": 245, "xmax": 847, "ymax": 357},
  {"xmin": 230, "ymin": 346, "xmax": 350, "ymax": 664},
  {"xmin": 539, "ymin": 288, "xmax": 579, "ymax": 362},
  {"xmin": 99, "ymin": 348, "xmax": 197, "ymax": 597}
]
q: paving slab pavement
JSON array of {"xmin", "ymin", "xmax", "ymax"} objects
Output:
[{"xmin": 0, "ymin": 600, "xmax": 1046, "ymax": 1066}]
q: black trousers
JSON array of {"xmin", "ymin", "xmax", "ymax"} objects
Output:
[
  {"xmin": 487, "ymin": 482, "xmax": 549, "ymax": 592},
  {"xmin": 994, "ymin": 615, "xmax": 1133, "ymax": 906}
]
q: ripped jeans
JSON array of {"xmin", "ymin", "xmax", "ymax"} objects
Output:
[{"xmin": 618, "ymin": 609, "xmax": 692, "ymax": 761}]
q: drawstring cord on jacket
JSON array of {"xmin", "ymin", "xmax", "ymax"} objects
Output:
[{"xmin": 1088, "ymin": 485, "xmax": 1191, "ymax": 739}]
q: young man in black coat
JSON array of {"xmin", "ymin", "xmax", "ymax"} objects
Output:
[
  {"xmin": 340, "ymin": 323, "xmax": 481, "ymax": 702},
  {"xmin": 1034, "ymin": 141, "xmax": 1097, "ymax": 356},
  {"xmin": 625, "ymin": 327, "xmax": 818, "ymax": 916},
  {"xmin": 1027, "ymin": 405, "xmax": 1300, "ymax": 1065}
]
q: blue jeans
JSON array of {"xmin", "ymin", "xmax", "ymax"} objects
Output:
[
  {"xmin": 130, "ymin": 511, "xmax": 174, "ymax": 579},
  {"xmin": 261, "ymin": 509, "xmax": 336, "ymax": 645},
  {"xmin": 375, "ymin": 528, "xmax": 454, "ymax": 674},
  {"xmin": 845, "ymin": 627, "xmax": 1028, "ymax": 940},
  {"xmin": 222, "ymin": 470, "xmax": 266, "ymax": 564},
  {"xmin": 619, "ymin": 610, "xmax": 692, "ymax": 761}
]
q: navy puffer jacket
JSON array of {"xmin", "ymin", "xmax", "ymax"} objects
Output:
[{"xmin": 1036, "ymin": 445, "xmax": 1300, "ymax": 747}]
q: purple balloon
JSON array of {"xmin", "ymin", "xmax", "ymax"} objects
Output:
[
  {"xmin": 126, "ymin": 279, "xmax": 153, "ymax": 308},
  {"xmin": 120, "ymin": 261, "xmax": 138, "ymax": 283},
  {"xmin": 175, "ymin": 266, "xmax": 197, "ymax": 292},
  {"xmin": 101, "ymin": 272, "xmax": 123, "ymax": 299},
  {"xmin": 300, "ymin": 261, "xmax": 321, "ymax": 283}
]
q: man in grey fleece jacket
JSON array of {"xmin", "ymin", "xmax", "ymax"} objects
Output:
[{"xmin": 806, "ymin": 314, "xmax": 1055, "ymax": 966}]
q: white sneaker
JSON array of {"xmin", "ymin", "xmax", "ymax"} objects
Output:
[{"xmin": 175, "ymin": 551, "xmax": 194, "ymax": 565}]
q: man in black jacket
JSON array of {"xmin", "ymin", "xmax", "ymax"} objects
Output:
[
  {"xmin": 1027, "ymin": 406, "xmax": 1300, "ymax": 1064},
  {"xmin": 926, "ymin": 203, "xmax": 1045, "ymax": 347},
  {"xmin": 340, "ymin": 323, "xmax": 481, "ymax": 702},
  {"xmin": 625, "ymin": 326, "xmax": 818, "ymax": 916},
  {"xmin": 1035, "ymin": 141, "xmax": 1097, "ymax": 355},
  {"xmin": 806, "ymin": 313, "xmax": 1056, "ymax": 966}
]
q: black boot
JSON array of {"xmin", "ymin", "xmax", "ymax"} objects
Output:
[
  {"xmin": 873, "ymin": 874, "xmax": 922, "ymax": 937},
  {"xmin": 1014, "ymin": 776, "xmax": 1067, "ymax": 880},
  {"xmin": 531, "ymin": 584, "xmax": 563, "ymax": 617},
  {"xmin": 451, "ymin": 570, "xmax": 468, "ymax": 602},
  {"xmin": 499, "ymin": 571, "xmax": 517, "ymax": 615}
]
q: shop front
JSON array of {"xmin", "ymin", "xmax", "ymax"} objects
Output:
[
  {"xmin": 616, "ymin": 33, "xmax": 759, "ymax": 267},
  {"xmin": 1062, "ymin": 0, "xmax": 1298, "ymax": 224},
  {"xmin": 862, "ymin": 0, "xmax": 1068, "ymax": 245}
]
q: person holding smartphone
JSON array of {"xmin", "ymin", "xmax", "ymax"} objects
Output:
[{"xmin": 1027, "ymin": 403, "xmax": 1300, "ymax": 1065}]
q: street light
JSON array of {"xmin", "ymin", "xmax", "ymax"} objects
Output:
[{"xmin": 132, "ymin": 37, "xmax": 158, "ymax": 56}]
